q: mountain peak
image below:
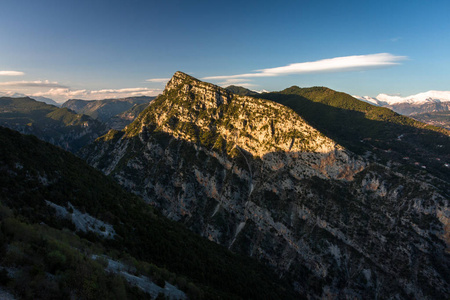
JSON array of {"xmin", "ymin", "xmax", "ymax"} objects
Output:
[
  {"xmin": 165, "ymin": 71, "xmax": 227, "ymax": 95},
  {"xmin": 166, "ymin": 71, "xmax": 202, "ymax": 89},
  {"xmin": 125, "ymin": 71, "xmax": 357, "ymax": 167},
  {"xmin": 172, "ymin": 71, "xmax": 196, "ymax": 80}
]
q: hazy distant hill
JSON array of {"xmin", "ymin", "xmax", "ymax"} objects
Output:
[
  {"xmin": 30, "ymin": 95, "xmax": 60, "ymax": 106},
  {"xmin": 412, "ymin": 111, "xmax": 450, "ymax": 130},
  {"xmin": 0, "ymin": 91, "xmax": 60, "ymax": 106},
  {"xmin": 62, "ymin": 96, "xmax": 154, "ymax": 123},
  {"xmin": 83, "ymin": 72, "xmax": 450, "ymax": 299},
  {"xmin": 225, "ymin": 85, "xmax": 260, "ymax": 96},
  {"xmin": 105, "ymin": 102, "xmax": 151, "ymax": 130},
  {"xmin": 0, "ymin": 97, "xmax": 107, "ymax": 152}
]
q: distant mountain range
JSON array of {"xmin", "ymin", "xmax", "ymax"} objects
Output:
[
  {"xmin": 353, "ymin": 91, "xmax": 450, "ymax": 118},
  {"xmin": 355, "ymin": 91, "xmax": 450, "ymax": 106},
  {"xmin": 62, "ymin": 96, "xmax": 154, "ymax": 123},
  {"xmin": 0, "ymin": 96, "xmax": 107, "ymax": 152},
  {"xmin": 0, "ymin": 91, "xmax": 60, "ymax": 106}
]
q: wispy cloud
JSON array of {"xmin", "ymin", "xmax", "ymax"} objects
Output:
[
  {"xmin": 203, "ymin": 53, "xmax": 407, "ymax": 81},
  {"xmin": 389, "ymin": 37, "xmax": 401, "ymax": 42},
  {"xmin": 0, "ymin": 80, "xmax": 67, "ymax": 88},
  {"xmin": 0, "ymin": 71, "xmax": 25, "ymax": 76},
  {"xmin": 32, "ymin": 87, "xmax": 162, "ymax": 102},
  {"xmin": 90, "ymin": 87, "xmax": 156, "ymax": 94},
  {"xmin": 146, "ymin": 78, "xmax": 171, "ymax": 83},
  {"xmin": 217, "ymin": 78, "xmax": 257, "ymax": 88}
]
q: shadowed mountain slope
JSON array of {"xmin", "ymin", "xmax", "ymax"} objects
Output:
[
  {"xmin": 0, "ymin": 126, "xmax": 296, "ymax": 299},
  {"xmin": 259, "ymin": 86, "xmax": 450, "ymax": 183}
]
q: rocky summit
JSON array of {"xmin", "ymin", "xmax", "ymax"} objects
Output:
[{"xmin": 84, "ymin": 72, "xmax": 450, "ymax": 299}]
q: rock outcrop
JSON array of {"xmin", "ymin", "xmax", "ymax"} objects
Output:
[{"xmin": 84, "ymin": 72, "xmax": 450, "ymax": 299}]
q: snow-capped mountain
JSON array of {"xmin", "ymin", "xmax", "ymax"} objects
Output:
[
  {"xmin": 353, "ymin": 91, "xmax": 450, "ymax": 121},
  {"xmin": 353, "ymin": 90, "xmax": 450, "ymax": 106}
]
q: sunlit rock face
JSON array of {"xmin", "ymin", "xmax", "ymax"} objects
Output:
[{"xmin": 84, "ymin": 72, "xmax": 450, "ymax": 299}]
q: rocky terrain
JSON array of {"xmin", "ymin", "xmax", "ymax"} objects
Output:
[{"xmin": 84, "ymin": 72, "xmax": 450, "ymax": 299}]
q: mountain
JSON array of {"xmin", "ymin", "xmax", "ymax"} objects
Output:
[
  {"xmin": 105, "ymin": 102, "xmax": 151, "ymax": 130},
  {"xmin": 0, "ymin": 91, "xmax": 59, "ymax": 106},
  {"xmin": 225, "ymin": 85, "xmax": 260, "ymax": 96},
  {"xmin": 412, "ymin": 111, "xmax": 450, "ymax": 130},
  {"xmin": 0, "ymin": 97, "xmax": 108, "ymax": 152},
  {"xmin": 62, "ymin": 96, "xmax": 154, "ymax": 123},
  {"xmin": 260, "ymin": 86, "xmax": 450, "ymax": 183},
  {"xmin": 30, "ymin": 95, "xmax": 60, "ymax": 106},
  {"xmin": 355, "ymin": 91, "xmax": 450, "ymax": 106},
  {"xmin": 0, "ymin": 126, "xmax": 295, "ymax": 299},
  {"xmin": 83, "ymin": 72, "xmax": 450, "ymax": 299},
  {"xmin": 353, "ymin": 92, "xmax": 450, "ymax": 125}
]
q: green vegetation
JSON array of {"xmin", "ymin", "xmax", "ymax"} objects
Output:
[
  {"xmin": 0, "ymin": 126, "xmax": 297, "ymax": 299},
  {"xmin": 0, "ymin": 97, "xmax": 108, "ymax": 152},
  {"xmin": 259, "ymin": 87, "xmax": 450, "ymax": 183},
  {"xmin": 225, "ymin": 85, "xmax": 259, "ymax": 96}
]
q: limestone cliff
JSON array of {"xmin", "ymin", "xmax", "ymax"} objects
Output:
[{"xmin": 83, "ymin": 72, "xmax": 449, "ymax": 299}]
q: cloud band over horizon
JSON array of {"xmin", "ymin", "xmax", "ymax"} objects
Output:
[
  {"xmin": 31, "ymin": 87, "xmax": 162, "ymax": 102},
  {"xmin": 0, "ymin": 71, "xmax": 25, "ymax": 76},
  {"xmin": 0, "ymin": 80, "xmax": 67, "ymax": 88},
  {"xmin": 203, "ymin": 53, "xmax": 407, "ymax": 81}
]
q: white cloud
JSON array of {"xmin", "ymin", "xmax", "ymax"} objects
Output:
[
  {"xmin": 224, "ymin": 82, "xmax": 257, "ymax": 88},
  {"xmin": 0, "ymin": 80, "xmax": 67, "ymax": 88},
  {"xmin": 146, "ymin": 78, "xmax": 171, "ymax": 83},
  {"xmin": 0, "ymin": 71, "xmax": 25, "ymax": 76},
  {"xmin": 217, "ymin": 78, "xmax": 257, "ymax": 88},
  {"xmin": 32, "ymin": 87, "xmax": 162, "ymax": 103},
  {"xmin": 203, "ymin": 53, "xmax": 407, "ymax": 81},
  {"xmin": 91, "ymin": 87, "xmax": 155, "ymax": 94},
  {"xmin": 33, "ymin": 88, "xmax": 87, "ymax": 98}
]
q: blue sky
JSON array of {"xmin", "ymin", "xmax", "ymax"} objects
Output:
[{"xmin": 0, "ymin": 0, "xmax": 449, "ymax": 102}]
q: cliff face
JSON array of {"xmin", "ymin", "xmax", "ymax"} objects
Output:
[{"xmin": 84, "ymin": 72, "xmax": 450, "ymax": 299}]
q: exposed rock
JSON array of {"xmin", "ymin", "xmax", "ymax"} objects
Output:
[{"xmin": 84, "ymin": 72, "xmax": 450, "ymax": 299}]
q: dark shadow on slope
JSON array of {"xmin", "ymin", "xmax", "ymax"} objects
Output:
[
  {"xmin": 89, "ymin": 127, "xmax": 449, "ymax": 299},
  {"xmin": 258, "ymin": 92, "xmax": 450, "ymax": 184},
  {"xmin": 0, "ymin": 126, "xmax": 298, "ymax": 299}
]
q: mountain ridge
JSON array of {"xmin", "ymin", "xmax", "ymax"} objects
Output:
[
  {"xmin": 353, "ymin": 92, "xmax": 450, "ymax": 126},
  {"xmin": 62, "ymin": 96, "xmax": 154, "ymax": 123},
  {"xmin": 0, "ymin": 96, "xmax": 108, "ymax": 152},
  {"xmin": 84, "ymin": 72, "xmax": 450, "ymax": 299},
  {"xmin": 355, "ymin": 90, "xmax": 450, "ymax": 105}
]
